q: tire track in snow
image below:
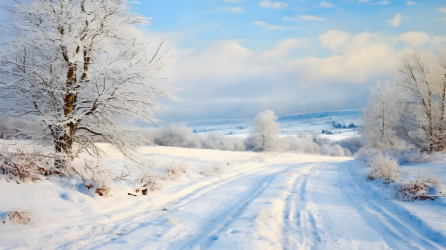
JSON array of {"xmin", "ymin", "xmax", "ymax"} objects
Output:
[
  {"xmin": 57, "ymin": 162, "xmax": 279, "ymax": 249},
  {"xmin": 282, "ymin": 163, "xmax": 323, "ymax": 250},
  {"xmin": 112, "ymin": 163, "xmax": 315, "ymax": 250},
  {"xmin": 179, "ymin": 166, "xmax": 289, "ymax": 250},
  {"xmin": 340, "ymin": 161, "xmax": 446, "ymax": 250}
]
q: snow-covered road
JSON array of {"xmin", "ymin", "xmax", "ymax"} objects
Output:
[{"xmin": 1, "ymin": 147, "xmax": 445, "ymax": 249}]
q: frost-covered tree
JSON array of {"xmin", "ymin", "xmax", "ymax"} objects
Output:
[
  {"xmin": 363, "ymin": 83, "xmax": 402, "ymax": 149},
  {"xmin": 249, "ymin": 110, "xmax": 283, "ymax": 151},
  {"xmin": 0, "ymin": 0, "xmax": 176, "ymax": 169},
  {"xmin": 396, "ymin": 50, "xmax": 446, "ymax": 153}
]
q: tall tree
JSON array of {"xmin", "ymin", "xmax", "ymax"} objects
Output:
[
  {"xmin": 363, "ymin": 83, "xmax": 401, "ymax": 149},
  {"xmin": 0, "ymin": 0, "xmax": 176, "ymax": 169},
  {"xmin": 397, "ymin": 50, "xmax": 446, "ymax": 153}
]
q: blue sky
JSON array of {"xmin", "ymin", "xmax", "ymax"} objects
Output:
[
  {"xmin": 5, "ymin": 0, "xmax": 446, "ymax": 122},
  {"xmin": 133, "ymin": 0, "xmax": 445, "ymax": 122}
]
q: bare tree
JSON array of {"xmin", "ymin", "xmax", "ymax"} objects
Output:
[{"xmin": 0, "ymin": 0, "xmax": 177, "ymax": 169}]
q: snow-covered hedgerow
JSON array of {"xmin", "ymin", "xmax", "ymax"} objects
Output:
[
  {"xmin": 367, "ymin": 153, "xmax": 399, "ymax": 182},
  {"xmin": 336, "ymin": 136, "xmax": 365, "ymax": 155},
  {"xmin": 155, "ymin": 125, "xmax": 193, "ymax": 148},
  {"xmin": 286, "ymin": 137, "xmax": 320, "ymax": 154},
  {"xmin": 153, "ymin": 125, "xmax": 246, "ymax": 152},
  {"xmin": 320, "ymin": 144, "xmax": 351, "ymax": 157},
  {"xmin": 356, "ymin": 147, "xmax": 433, "ymax": 165}
]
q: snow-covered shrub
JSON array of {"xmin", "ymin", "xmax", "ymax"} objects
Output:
[
  {"xmin": 356, "ymin": 146, "xmax": 432, "ymax": 165},
  {"xmin": 398, "ymin": 180, "xmax": 430, "ymax": 201},
  {"xmin": 286, "ymin": 136, "xmax": 320, "ymax": 154},
  {"xmin": 141, "ymin": 174, "xmax": 163, "ymax": 192},
  {"xmin": 319, "ymin": 143, "xmax": 349, "ymax": 157},
  {"xmin": 0, "ymin": 146, "xmax": 54, "ymax": 182},
  {"xmin": 398, "ymin": 170, "xmax": 441, "ymax": 201},
  {"xmin": 320, "ymin": 144, "xmax": 331, "ymax": 156},
  {"xmin": 70, "ymin": 160, "xmax": 114, "ymax": 197},
  {"xmin": 163, "ymin": 161, "xmax": 188, "ymax": 181},
  {"xmin": 200, "ymin": 163, "xmax": 224, "ymax": 177},
  {"xmin": 367, "ymin": 153, "xmax": 399, "ymax": 182},
  {"xmin": 184, "ymin": 134, "xmax": 203, "ymax": 148},
  {"xmin": 202, "ymin": 133, "xmax": 225, "ymax": 150},
  {"xmin": 343, "ymin": 148, "xmax": 352, "ymax": 157},
  {"xmin": 133, "ymin": 162, "xmax": 163, "ymax": 192},
  {"xmin": 336, "ymin": 137, "xmax": 364, "ymax": 154},
  {"xmin": 3, "ymin": 210, "xmax": 32, "ymax": 225},
  {"xmin": 222, "ymin": 137, "xmax": 246, "ymax": 151},
  {"xmin": 155, "ymin": 125, "xmax": 192, "ymax": 147},
  {"xmin": 331, "ymin": 144, "xmax": 346, "ymax": 156}
]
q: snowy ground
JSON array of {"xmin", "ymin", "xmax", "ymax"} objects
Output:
[{"xmin": 1, "ymin": 146, "xmax": 445, "ymax": 249}]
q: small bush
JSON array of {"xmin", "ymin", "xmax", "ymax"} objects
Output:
[
  {"xmin": 134, "ymin": 163, "xmax": 163, "ymax": 192},
  {"xmin": 142, "ymin": 174, "xmax": 163, "ymax": 192},
  {"xmin": 0, "ymin": 149, "xmax": 54, "ymax": 182},
  {"xmin": 70, "ymin": 160, "xmax": 114, "ymax": 197},
  {"xmin": 163, "ymin": 161, "xmax": 188, "ymax": 181},
  {"xmin": 336, "ymin": 137, "xmax": 365, "ymax": 154},
  {"xmin": 368, "ymin": 153, "xmax": 399, "ymax": 182},
  {"xmin": 200, "ymin": 163, "xmax": 224, "ymax": 177},
  {"xmin": 399, "ymin": 169, "xmax": 442, "ymax": 201},
  {"xmin": 3, "ymin": 210, "xmax": 32, "ymax": 225}
]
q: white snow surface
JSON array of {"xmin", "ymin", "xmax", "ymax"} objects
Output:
[{"xmin": 1, "ymin": 146, "xmax": 446, "ymax": 249}]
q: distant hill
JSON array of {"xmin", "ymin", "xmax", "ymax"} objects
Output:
[
  {"xmin": 180, "ymin": 110, "xmax": 362, "ymax": 127},
  {"xmin": 278, "ymin": 110, "xmax": 362, "ymax": 122}
]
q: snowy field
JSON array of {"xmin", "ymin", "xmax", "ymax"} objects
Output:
[{"xmin": 1, "ymin": 145, "xmax": 446, "ymax": 249}]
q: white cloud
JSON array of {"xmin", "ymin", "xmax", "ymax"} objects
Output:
[
  {"xmin": 319, "ymin": 30, "xmax": 352, "ymax": 53},
  {"xmin": 406, "ymin": 1, "xmax": 418, "ymax": 6},
  {"xmin": 261, "ymin": 38, "xmax": 310, "ymax": 58},
  {"xmin": 318, "ymin": 1, "xmax": 334, "ymax": 8},
  {"xmin": 251, "ymin": 20, "xmax": 299, "ymax": 30},
  {"xmin": 169, "ymin": 31, "xmax": 446, "ymax": 121},
  {"xmin": 258, "ymin": 0, "xmax": 289, "ymax": 9},
  {"xmin": 439, "ymin": 8, "xmax": 446, "ymax": 13},
  {"xmin": 371, "ymin": 0, "xmax": 390, "ymax": 5},
  {"xmin": 387, "ymin": 13, "xmax": 408, "ymax": 27},
  {"xmin": 176, "ymin": 31, "xmax": 402, "ymax": 88},
  {"xmin": 216, "ymin": 6, "xmax": 244, "ymax": 13},
  {"xmin": 357, "ymin": 0, "xmax": 370, "ymax": 2},
  {"xmin": 397, "ymin": 31, "xmax": 429, "ymax": 46},
  {"xmin": 284, "ymin": 15, "xmax": 324, "ymax": 21}
]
